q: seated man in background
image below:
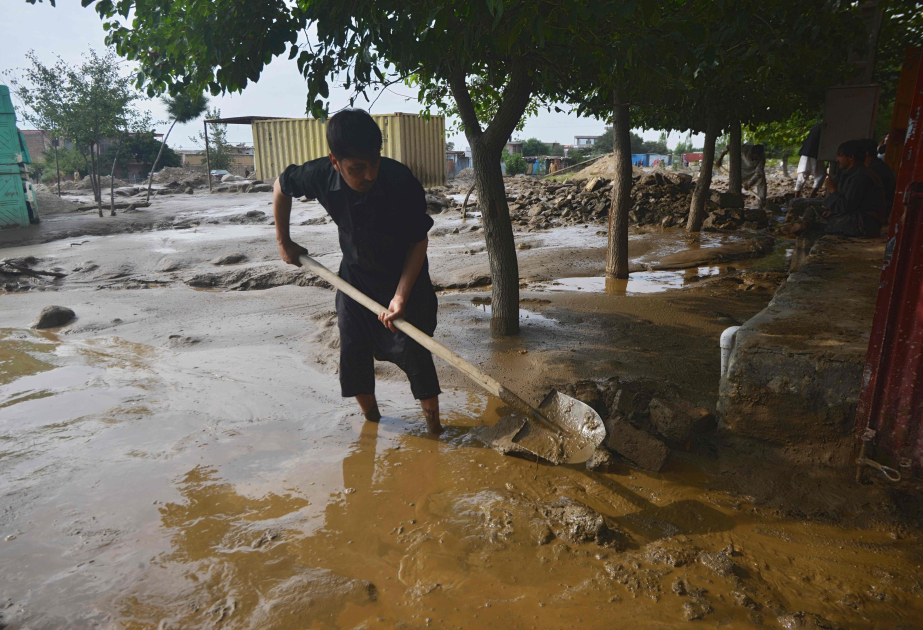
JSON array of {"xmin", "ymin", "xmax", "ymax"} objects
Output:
[
  {"xmin": 715, "ymin": 143, "xmax": 767, "ymax": 208},
  {"xmin": 860, "ymin": 138, "xmax": 896, "ymax": 219},
  {"xmin": 783, "ymin": 141, "xmax": 885, "ymax": 238}
]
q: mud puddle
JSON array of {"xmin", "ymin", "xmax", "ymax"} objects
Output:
[
  {"xmin": 1, "ymin": 329, "xmax": 921, "ymax": 629},
  {"xmin": 532, "ymin": 268, "xmax": 722, "ymax": 296}
]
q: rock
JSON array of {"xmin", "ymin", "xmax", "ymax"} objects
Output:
[
  {"xmin": 221, "ymin": 174, "xmax": 243, "ymax": 183},
  {"xmin": 585, "ymin": 448, "xmax": 617, "ymax": 472},
  {"xmin": 733, "ymin": 592, "xmax": 760, "ymax": 610},
  {"xmin": 184, "ymin": 186, "xmax": 194, "ymax": 194},
  {"xmin": 248, "ymin": 183, "xmax": 273, "ymax": 193},
  {"xmin": 698, "ymin": 547, "xmax": 739, "ymax": 578},
  {"xmin": 710, "ymin": 191, "xmax": 745, "ymax": 208},
  {"xmin": 604, "ymin": 417, "xmax": 670, "ymax": 472},
  {"xmin": 648, "ymin": 398, "xmax": 716, "ymax": 442},
  {"xmin": 683, "ymin": 600, "xmax": 714, "ymax": 621},
  {"xmin": 584, "ymin": 177, "xmax": 608, "ymax": 193},
  {"xmin": 530, "ymin": 519, "xmax": 555, "ymax": 545},
  {"xmin": 212, "ymin": 253, "xmax": 248, "ymax": 266},
  {"xmin": 32, "ymin": 305, "xmax": 76, "ymax": 329},
  {"xmin": 156, "ymin": 258, "xmax": 185, "ymax": 272},
  {"xmin": 537, "ymin": 497, "xmax": 629, "ymax": 549},
  {"xmin": 744, "ymin": 208, "xmax": 768, "ymax": 223}
]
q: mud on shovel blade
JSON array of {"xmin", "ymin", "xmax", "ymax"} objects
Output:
[{"xmin": 297, "ymin": 254, "xmax": 605, "ymax": 464}]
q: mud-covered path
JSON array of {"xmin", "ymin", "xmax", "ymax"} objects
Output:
[{"xmin": 1, "ymin": 193, "xmax": 921, "ymax": 629}]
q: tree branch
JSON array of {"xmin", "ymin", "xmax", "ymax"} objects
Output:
[
  {"xmin": 448, "ymin": 65, "xmax": 483, "ymax": 140},
  {"xmin": 482, "ymin": 58, "xmax": 533, "ymax": 149}
]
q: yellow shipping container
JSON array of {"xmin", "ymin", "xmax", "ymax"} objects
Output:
[{"xmin": 253, "ymin": 113, "xmax": 446, "ymax": 188}]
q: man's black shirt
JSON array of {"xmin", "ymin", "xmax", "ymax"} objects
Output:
[{"xmin": 279, "ymin": 157, "xmax": 434, "ymax": 304}]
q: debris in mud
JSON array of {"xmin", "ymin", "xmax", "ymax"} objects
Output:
[
  {"xmin": 32, "ymin": 305, "xmax": 76, "ymax": 329},
  {"xmin": 698, "ymin": 546, "xmax": 740, "ymax": 578},
  {"xmin": 423, "ymin": 189, "xmax": 457, "ymax": 214},
  {"xmin": 186, "ymin": 266, "xmax": 333, "ymax": 291},
  {"xmin": 227, "ymin": 210, "xmax": 270, "ymax": 224},
  {"xmin": 1, "ymin": 257, "xmax": 67, "ymax": 292},
  {"xmin": 648, "ymin": 398, "xmax": 716, "ymax": 443},
  {"xmin": 440, "ymin": 172, "xmax": 777, "ymax": 232},
  {"xmin": 212, "ymin": 253, "xmax": 248, "ymax": 265},
  {"xmin": 537, "ymin": 497, "xmax": 630, "ymax": 550},
  {"xmin": 605, "ymin": 417, "xmax": 671, "ymax": 472},
  {"xmin": 585, "ymin": 448, "xmax": 618, "ymax": 472},
  {"xmin": 683, "ymin": 599, "xmax": 715, "ymax": 621}
]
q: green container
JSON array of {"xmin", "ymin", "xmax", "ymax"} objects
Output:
[{"xmin": 0, "ymin": 169, "xmax": 29, "ymax": 229}]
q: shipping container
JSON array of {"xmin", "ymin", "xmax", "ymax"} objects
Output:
[
  {"xmin": 253, "ymin": 113, "xmax": 446, "ymax": 187},
  {"xmin": 631, "ymin": 154, "xmax": 648, "ymax": 167}
]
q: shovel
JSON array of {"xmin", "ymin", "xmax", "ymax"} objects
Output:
[{"xmin": 298, "ymin": 254, "xmax": 606, "ymax": 464}]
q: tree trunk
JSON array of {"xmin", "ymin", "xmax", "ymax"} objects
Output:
[
  {"xmin": 606, "ymin": 95, "xmax": 632, "ymax": 279},
  {"xmin": 449, "ymin": 62, "xmax": 532, "ymax": 336},
  {"xmin": 89, "ymin": 144, "xmax": 103, "ymax": 217},
  {"xmin": 781, "ymin": 154, "xmax": 790, "ymax": 177},
  {"xmin": 146, "ymin": 119, "xmax": 177, "ymax": 203},
  {"xmin": 728, "ymin": 119, "xmax": 742, "ymax": 195},
  {"xmin": 53, "ymin": 138, "xmax": 61, "ymax": 197},
  {"xmin": 110, "ymin": 133, "xmax": 124, "ymax": 216},
  {"xmin": 470, "ymin": 138, "xmax": 521, "ymax": 336},
  {"xmin": 686, "ymin": 118, "xmax": 720, "ymax": 232}
]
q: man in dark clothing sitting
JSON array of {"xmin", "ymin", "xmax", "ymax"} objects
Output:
[
  {"xmin": 272, "ymin": 109, "xmax": 443, "ymax": 434},
  {"xmin": 821, "ymin": 140, "xmax": 886, "ymax": 237},
  {"xmin": 859, "ymin": 138, "xmax": 896, "ymax": 218}
]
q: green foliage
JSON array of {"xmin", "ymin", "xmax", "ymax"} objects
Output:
[
  {"xmin": 673, "ymin": 133, "xmax": 695, "ymax": 156},
  {"xmin": 746, "ymin": 109, "xmax": 819, "ymax": 157},
  {"xmin": 191, "ymin": 107, "xmax": 232, "ymax": 171},
  {"xmin": 100, "ymin": 132, "xmax": 180, "ymax": 175},
  {"xmin": 501, "ymin": 149, "xmax": 528, "ymax": 176},
  {"xmin": 7, "ymin": 47, "xmax": 152, "ymax": 203},
  {"xmin": 593, "ymin": 128, "xmax": 613, "ymax": 153},
  {"xmin": 446, "ymin": 141, "xmax": 455, "ymax": 151},
  {"xmin": 521, "ymin": 138, "xmax": 549, "ymax": 156},
  {"xmin": 872, "ymin": 1, "xmax": 923, "ymax": 139},
  {"xmin": 162, "ymin": 92, "xmax": 210, "ymax": 124},
  {"xmin": 34, "ymin": 145, "xmax": 86, "ymax": 183}
]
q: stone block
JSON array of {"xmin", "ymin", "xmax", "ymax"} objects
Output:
[
  {"xmin": 710, "ymin": 191, "xmax": 744, "ymax": 208},
  {"xmin": 604, "ymin": 417, "xmax": 670, "ymax": 472}
]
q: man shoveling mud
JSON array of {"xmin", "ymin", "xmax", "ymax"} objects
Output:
[{"xmin": 272, "ymin": 109, "xmax": 443, "ymax": 434}]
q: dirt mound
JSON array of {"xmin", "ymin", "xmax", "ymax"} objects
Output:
[{"xmin": 185, "ymin": 266, "xmax": 333, "ymax": 291}]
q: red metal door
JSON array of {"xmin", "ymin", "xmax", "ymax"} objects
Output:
[{"xmin": 854, "ymin": 55, "xmax": 923, "ymax": 482}]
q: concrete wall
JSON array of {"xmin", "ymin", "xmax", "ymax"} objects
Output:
[{"xmin": 718, "ymin": 237, "xmax": 884, "ymax": 450}]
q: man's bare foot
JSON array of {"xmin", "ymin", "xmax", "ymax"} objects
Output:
[
  {"xmin": 363, "ymin": 404, "xmax": 381, "ymax": 423},
  {"xmin": 423, "ymin": 408, "xmax": 443, "ymax": 436}
]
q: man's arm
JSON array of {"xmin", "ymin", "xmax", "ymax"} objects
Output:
[
  {"xmin": 274, "ymin": 178, "xmax": 308, "ymax": 266},
  {"xmin": 380, "ymin": 238, "xmax": 428, "ymax": 333}
]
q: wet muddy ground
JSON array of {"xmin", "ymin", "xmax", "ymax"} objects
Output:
[{"xmin": 1, "ymin": 192, "xmax": 922, "ymax": 629}]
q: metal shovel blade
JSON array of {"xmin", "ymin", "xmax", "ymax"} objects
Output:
[{"xmin": 483, "ymin": 390, "xmax": 606, "ymax": 465}]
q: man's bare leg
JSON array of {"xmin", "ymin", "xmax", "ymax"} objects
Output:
[
  {"xmin": 420, "ymin": 396, "xmax": 442, "ymax": 435},
  {"xmin": 356, "ymin": 394, "xmax": 380, "ymax": 423}
]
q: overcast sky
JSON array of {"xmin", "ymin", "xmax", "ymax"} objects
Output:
[{"xmin": 3, "ymin": 2, "xmax": 702, "ymax": 152}]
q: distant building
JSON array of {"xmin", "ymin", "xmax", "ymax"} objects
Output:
[
  {"xmin": 178, "ymin": 144, "xmax": 255, "ymax": 171},
  {"xmin": 574, "ymin": 135, "xmax": 600, "ymax": 147},
  {"xmin": 20, "ymin": 130, "xmax": 54, "ymax": 162},
  {"xmin": 505, "ymin": 141, "xmax": 523, "ymax": 155}
]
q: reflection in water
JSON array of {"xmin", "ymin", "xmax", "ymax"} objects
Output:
[{"xmin": 533, "ymin": 269, "xmax": 722, "ymax": 296}]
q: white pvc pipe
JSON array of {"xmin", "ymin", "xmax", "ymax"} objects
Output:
[{"xmin": 720, "ymin": 326, "xmax": 742, "ymax": 378}]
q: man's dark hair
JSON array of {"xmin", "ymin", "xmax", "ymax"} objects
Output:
[
  {"xmin": 859, "ymin": 138, "xmax": 878, "ymax": 159},
  {"xmin": 837, "ymin": 140, "xmax": 867, "ymax": 163},
  {"xmin": 326, "ymin": 109, "xmax": 383, "ymax": 160}
]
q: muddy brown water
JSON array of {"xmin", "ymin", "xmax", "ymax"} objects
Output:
[{"xmin": 1, "ymin": 330, "xmax": 921, "ymax": 629}]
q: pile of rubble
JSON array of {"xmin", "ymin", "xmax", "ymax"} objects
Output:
[
  {"xmin": 439, "ymin": 172, "xmax": 773, "ymax": 231},
  {"xmin": 422, "ymin": 187, "xmax": 460, "ymax": 214}
]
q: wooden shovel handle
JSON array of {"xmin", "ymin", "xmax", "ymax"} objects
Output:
[{"xmin": 297, "ymin": 254, "xmax": 559, "ymax": 434}]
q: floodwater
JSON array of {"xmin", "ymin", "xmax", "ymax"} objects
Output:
[
  {"xmin": 532, "ymin": 269, "xmax": 722, "ymax": 296},
  {"xmin": 2, "ymin": 329, "xmax": 922, "ymax": 629}
]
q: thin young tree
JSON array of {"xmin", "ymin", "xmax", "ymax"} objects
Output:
[{"xmin": 145, "ymin": 92, "xmax": 208, "ymax": 203}]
